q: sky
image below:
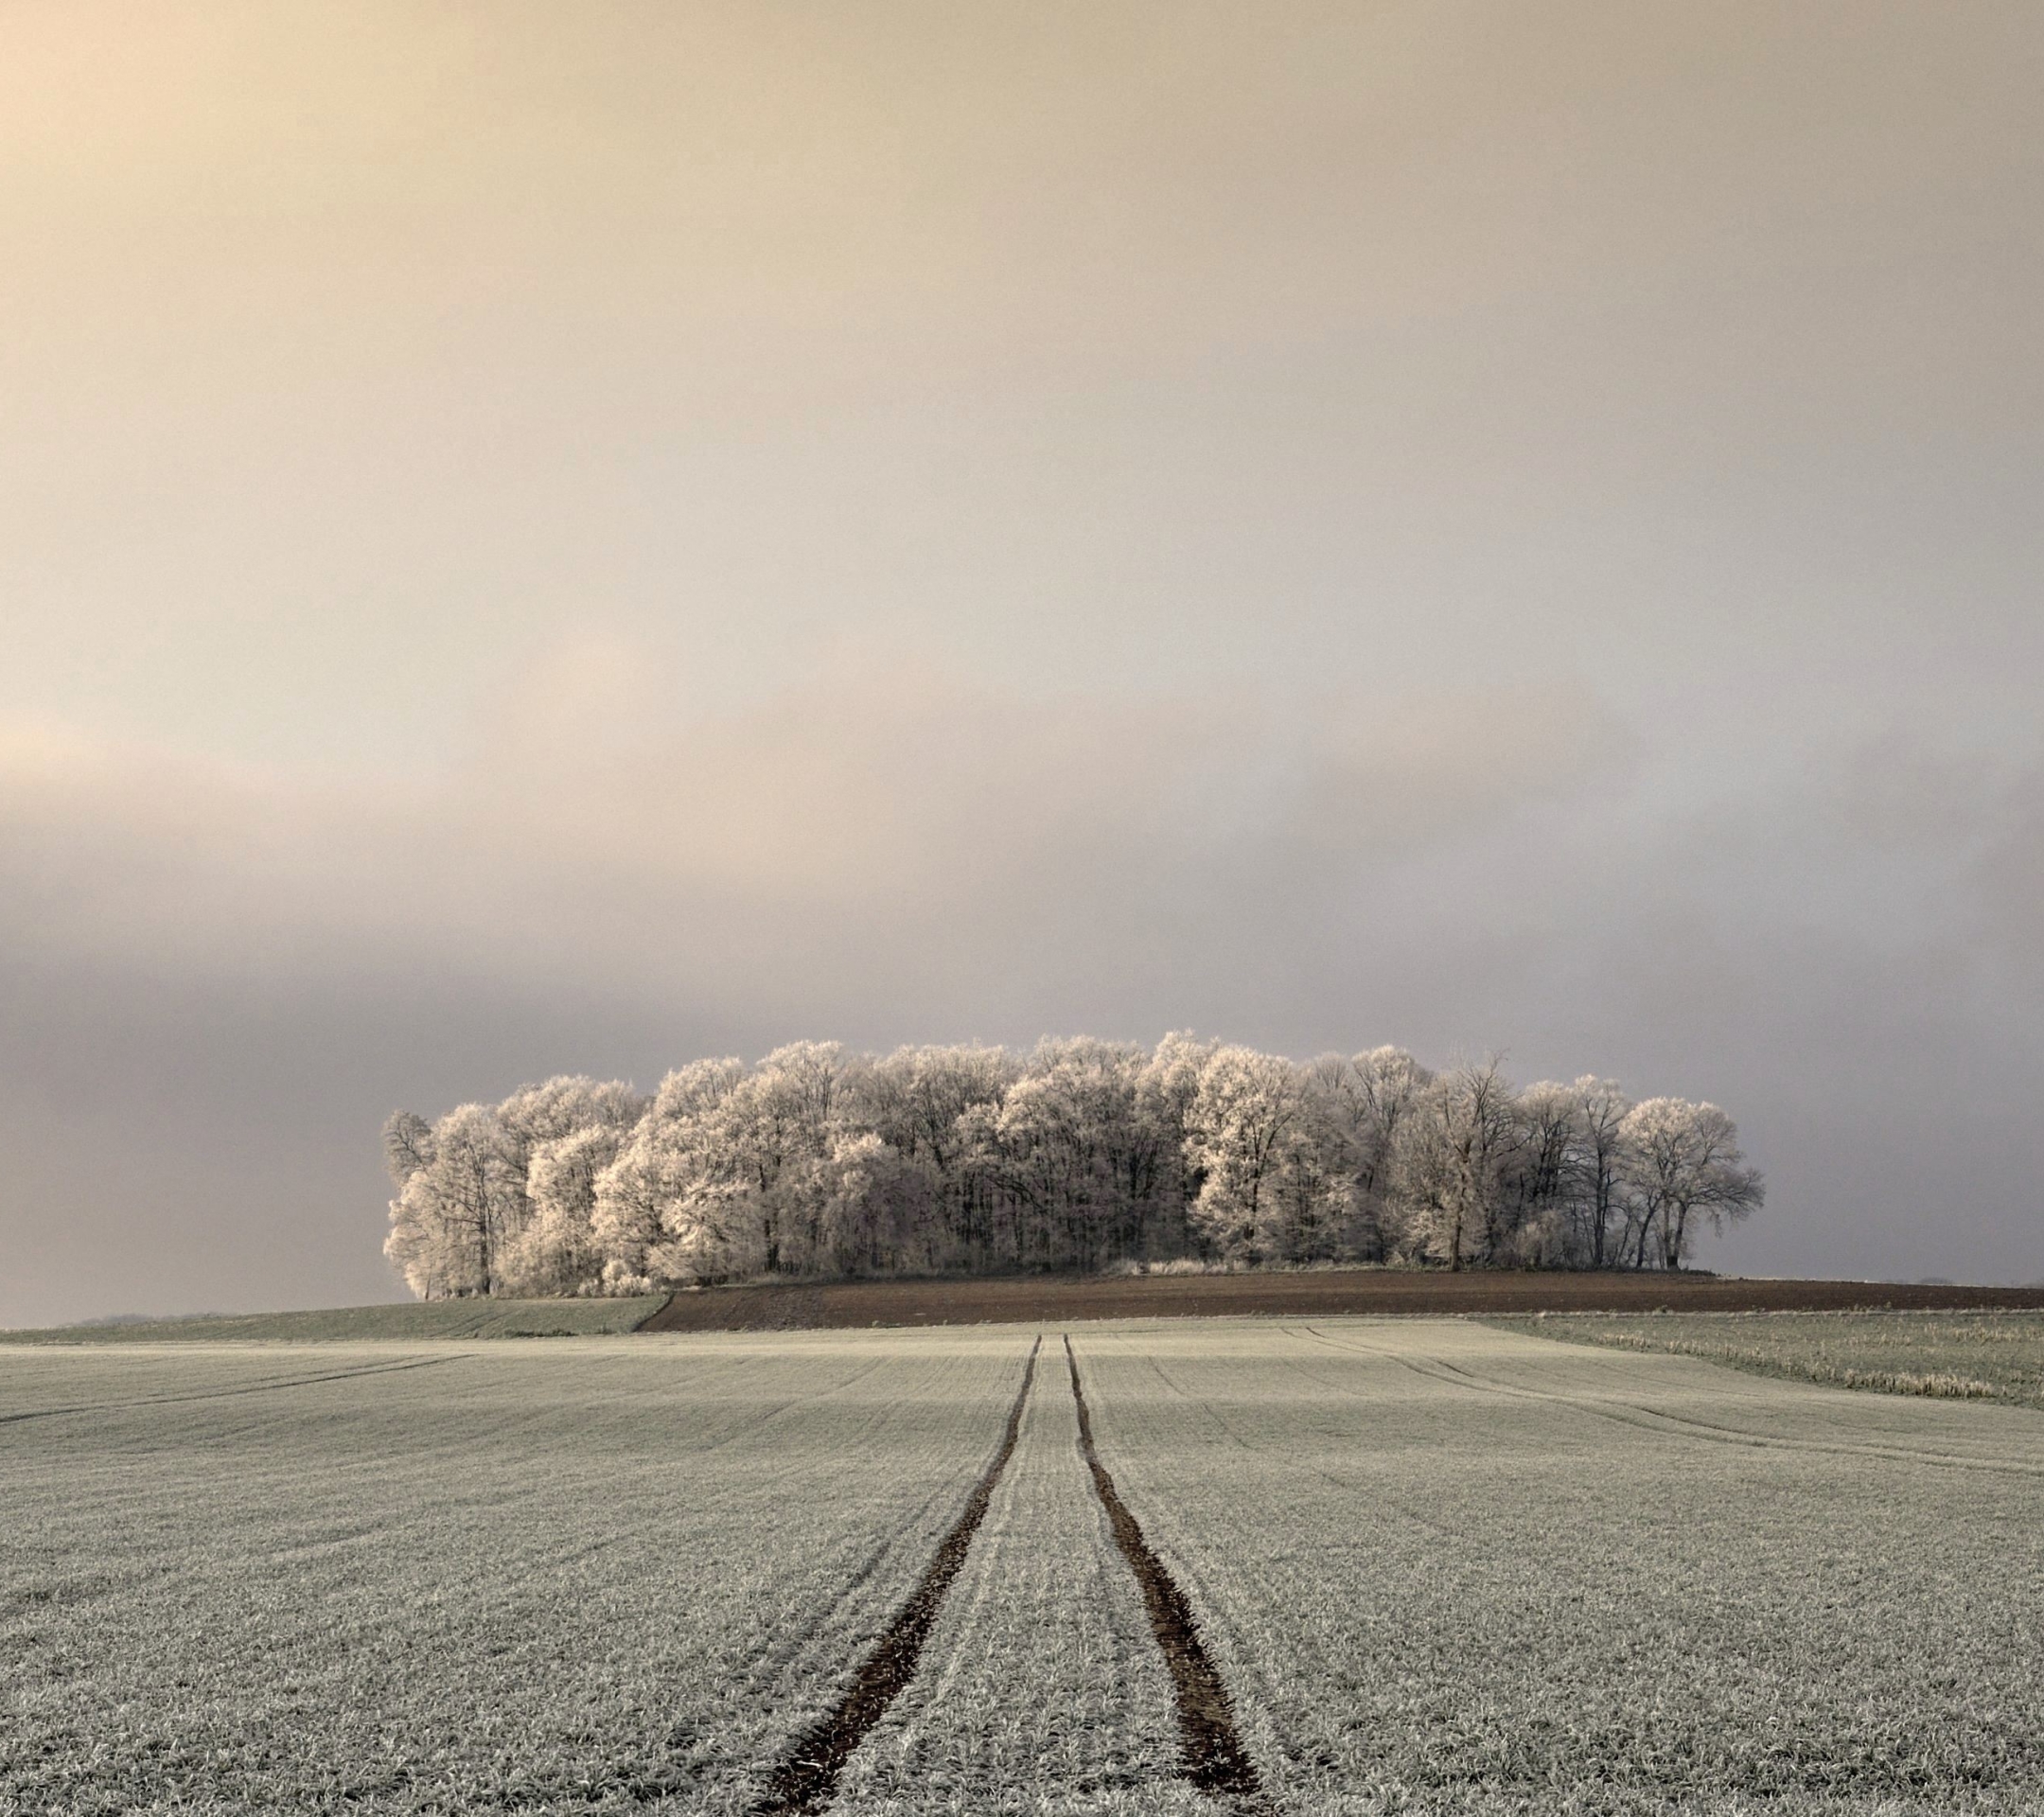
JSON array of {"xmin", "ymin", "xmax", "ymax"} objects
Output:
[{"xmin": 3, "ymin": 1, "xmax": 2041, "ymax": 1325}]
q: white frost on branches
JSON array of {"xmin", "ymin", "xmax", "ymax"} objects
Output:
[{"xmin": 381, "ymin": 1040, "xmax": 1764, "ymax": 1297}]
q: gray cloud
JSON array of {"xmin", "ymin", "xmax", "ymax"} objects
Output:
[
  {"xmin": 4, "ymin": 3, "xmax": 2041, "ymax": 1320},
  {"xmin": 0, "ymin": 658, "xmax": 1635, "ymax": 1000},
  {"xmin": 3, "ymin": 663, "xmax": 2039, "ymax": 1323}
]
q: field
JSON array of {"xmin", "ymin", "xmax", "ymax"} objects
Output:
[
  {"xmin": 1075, "ymin": 1320, "xmax": 2044, "ymax": 1815},
  {"xmin": 2, "ymin": 1297, "xmax": 668, "ymax": 1343},
  {"xmin": 1497, "ymin": 1310, "xmax": 2044, "ymax": 1407},
  {"xmin": 6, "ymin": 1318, "xmax": 2042, "ymax": 1813},
  {"xmin": 639, "ymin": 1271, "xmax": 2044, "ymax": 1332},
  {"xmin": 1, "ymin": 1334, "xmax": 1031, "ymax": 1814},
  {"xmin": 13, "ymin": 1277, "xmax": 2043, "ymax": 1349}
]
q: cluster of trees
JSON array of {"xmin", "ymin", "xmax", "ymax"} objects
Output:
[{"xmin": 381, "ymin": 1037, "xmax": 1764, "ymax": 1298}]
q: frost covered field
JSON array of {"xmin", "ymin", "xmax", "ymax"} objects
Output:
[
  {"xmin": 1, "ymin": 1334, "xmax": 1028, "ymax": 1815},
  {"xmin": 1076, "ymin": 1321, "xmax": 2044, "ymax": 1815},
  {"xmin": 2, "ymin": 1297, "xmax": 668, "ymax": 1344},
  {"xmin": 6, "ymin": 1320, "xmax": 2043, "ymax": 1815},
  {"xmin": 1495, "ymin": 1309, "xmax": 2044, "ymax": 1408}
]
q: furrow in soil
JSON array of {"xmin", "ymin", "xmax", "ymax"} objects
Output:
[
  {"xmin": 752, "ymin": 1335, "xmax": 1043, "ymax": 1815},
  {"xmin": 827, "ymin": 1332, "xmax": 1185, "ymax": 1814},
  {"xmin": 1063, "ymin": 1334, "xmax": 1266, "ymax": 1809}
]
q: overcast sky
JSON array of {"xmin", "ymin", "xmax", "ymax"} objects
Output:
[{"xmin": 4, "ymin": 2, "xmax": 2041, "ymax": 1325}]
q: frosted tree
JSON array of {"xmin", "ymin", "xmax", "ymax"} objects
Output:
[
  {"xmin": 849, "ymin": 1044, "xmax": 1014, "ymax": 1173},
  {"xmin": 1264, "ymin": 1081, "xmax": 1355, "ymax": 1265},
  {"xmin": 502, "ymin": 1121, "xmax": 637, "ymax": 1295},
  {"xmin": 1618, "ymin": 1098, "xmax": 1765, "ymax": 1268},
  {"xmin": 381, "ymin": 1103, "xmax": 516, "ymax": 1297},
  {"xmin": 1507, "ymin": 1081, "xmax": 1585, "ymax": 1266},
  {"xmin": 819, "ymin": 1131, "xmax": 942, "ymax": 1276},
  {"xmin": 487, "ymin": 1076, "xmax": 646, "ymax": 1293},
  {"xmin": 1567, "ymin": 1077, "xmax": 1632, "ymax": 1268},
  {"xmin": 970, "ymin": 1039, "xmax": 1163, "ymax": 1271},
  {"xmin": 1135, "ymin": 1032, "xmax": 1217, "ymax": 1253},
  {"xmin": 593, "ymin": 1045, "xmax": 849, "ymax": 1283},
  {"xmin": 385, "ymin": 1035, "xmax": 1763, "ymax": 1292},
  {"xmin": 710, "ymin": 1041, "xmax": 846, "ymax": 1274},
  {"xmin": 1184, "ymin": 1046, "xmax": 1305, "ymax": 1264},
  {"xmin": 1389, "ymin": 1060, "xmax": 1520, "ymax": 1271},
  {"xmin": 590, "ymin": 1058, "xmax": 748, "ymax": 1287},
  {"xmin": 1305, "ymin": 1047, "xmax": 1432, "ymax": 1260},
  {"xmin": 382, "ymin": 1110, "xmax": 434, "ymax": 1189},
  {"xmin": 844, "ymin": 1044, "xmax": 1015, "ymax": 1266}
]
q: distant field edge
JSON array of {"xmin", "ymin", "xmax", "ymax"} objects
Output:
[
  {"xmin": 634, "ymin": 1271, "xmax": 2044, "ymax": 1333},
  {"xmin": 1, "ymin": 1297, "xmax": 669, "ymax": 1344},
  {"xmin": 14, "ymin": 1276, "xmax": 2039, "ymax": 1344}
]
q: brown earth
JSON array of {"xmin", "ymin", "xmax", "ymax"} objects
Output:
[{"xmin": 635, "ymin": 1269, "xmax": 2044, "ymax": 1333}]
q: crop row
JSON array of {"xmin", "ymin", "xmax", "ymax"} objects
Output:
[{"xmin": 7, "ymin": 1320, "xmax": 2043, "ymax": 1813}]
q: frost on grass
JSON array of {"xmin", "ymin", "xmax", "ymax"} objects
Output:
[
  {"xmin": 1501, "ymin": 1310, "xmax": 2044, "ymax": 1408},
  {"xmin": 8, "ymin": 1320, "xmax": 2042, "ymax": 1815},
  {"xmin": 0, "ymin": 1332, "xmax": 1032, "ymax": 1814},
  {"xmin": 4, "ymin": 1297, "xmax": 668, "ymax": 1344},
  {"xmin": 827, "ymin": 1355, "xmax": 1187, "ymax": 1816},
  {"xmin": 1070, "ymin": 1318, "xmax": 2044, "ymax": 1816}
]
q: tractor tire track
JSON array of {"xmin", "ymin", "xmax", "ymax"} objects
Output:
[
  {"xmin": 752, "ymin": 1335, "xmax": 1042, "ymax": 1815},
  {"xmin": 1063, "ymin": 1334, "xmax": 1266, "ymax": 1809}
]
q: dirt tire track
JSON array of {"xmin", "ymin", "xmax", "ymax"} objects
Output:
[
  {"xmin": 1062, "ymin": 1334, "xmax": 1267, "ymax": 1809},
  {"xmin": 751, "ymin": 1335, "xmax": 1042, "ymax": 1815}
]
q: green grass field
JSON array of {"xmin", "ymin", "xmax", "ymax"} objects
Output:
[
  {"xmin": 5, "ymin": 1316, "xmax": 2040, "ymax": 1813},
  {"xmin": 1497, "ymin": 1309, "xmax": 2044, "ymax": 1407},
  {"xmin": 1, "ymin": 1297, "xmax": 669, "ymax": 1343}
]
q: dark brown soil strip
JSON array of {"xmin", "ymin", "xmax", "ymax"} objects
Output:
[
  {"xmin": 1063, "ymin": 1334, "xmax": 1265, "ymax": 1807},
  {"xmin": 752, "ymin": 1335, "xmax": 1042, "ymax": 1816},
  {"xmin": 629, "ymin": 1294, "xmax": 675, "ymax": 1331},
  {"xmin": 640, "ymin": 1270, "xmax": 2044, "ymax": 1332}
]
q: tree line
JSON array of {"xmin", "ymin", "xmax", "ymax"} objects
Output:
[{"xmin": 380, "ymin": 1037, "xmax": 1764, "ymax": 1298}]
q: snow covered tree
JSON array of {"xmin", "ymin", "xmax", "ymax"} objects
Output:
[
  {"xmin": 1184, "ymin": 1046, "xmax": 1305, "ymax": 1264},
  {"xmin": 590, "ymin": 1058, "xmax": 749, "ymax": 1285},
  {"xmin": 1618, "ymin": 1098, "xmax": 1765, "ymax": 1268},
  {"xmin": 383, "ymin": 1037, "xmax": 1763, "ymax": 1292},
  {"xmin": 1305, "ymin": 1047, "xmax": 1432, "ymax": 1260},
  {"xmin": 382, "ymin": 1103, "xmax": 517, "ymax": 1297},
  {"xmin": 501, "ymin": 1121, "xmax": 636, "ymax": 1295},
  {"xmin": 1389, "ymin": 1059, "xmax": 1520, "ymax": 1271},
  {"xmin": 1566, "ymin": 1077, "xmax": 1632, "ymax": 1269}
]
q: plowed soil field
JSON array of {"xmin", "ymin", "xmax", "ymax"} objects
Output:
[{"xmin": 639, "ymin": 1268, "xmax": 2044, "ymax": 1332}]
